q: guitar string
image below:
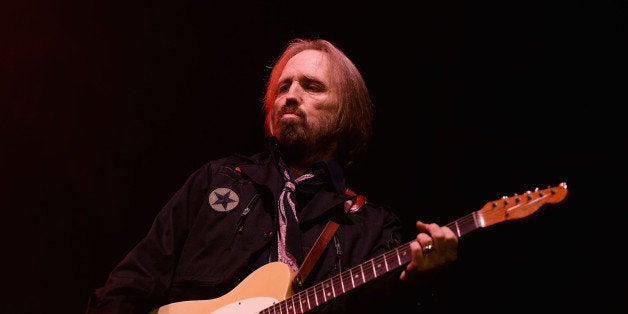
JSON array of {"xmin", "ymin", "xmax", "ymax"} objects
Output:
[{"xmin": 263, "ymin": 188, "xmax": 558, "ymax": 313}]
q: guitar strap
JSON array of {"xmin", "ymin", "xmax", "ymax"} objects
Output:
[{"xmin": 292, "ymin": 188, "xmax": 366, "ymax": 290}]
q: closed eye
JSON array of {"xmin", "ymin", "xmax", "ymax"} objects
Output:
[
  {"xmin": 303, "ymin": 81, "xmax": 326, "ymax": 92},
  {"xmin": 277, "ymin": 77, "xmax": 327, "ymax": 94}
]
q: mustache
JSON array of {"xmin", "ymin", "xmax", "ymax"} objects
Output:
[{"xmin": 278, "ymin": 105, "xmax": 305, "ymax": 118}]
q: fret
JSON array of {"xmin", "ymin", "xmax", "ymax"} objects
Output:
[
  {"xmin": 349, "ymin": 268, "xmax": 356, "ymax": 288},
  {"xmin": 366, "ymin": 260, "xmax": 375, "ymax": 281},
  {"xmin": 396, "ymin": 246, "xmax": 402, "ymax": 266},
  {"xmin": 373, "ymin": 258, "xmax": 384, "ymax": 277},
  {"xmin": 473, "ymin": 211, "xmax": 481, "ymax": 230},
  {"xmin": 284, "ymin": 296, "xmax": 291, "ymax": 313},
  {"xmin": 296, "ymin": 292, "xmax": 304, "ymax": 313},
  {"xmin": 383, "ymin": 252, "xmax": 389, "ymax": 271},
  {"xmin": 301, "ymin": 288, "xmax": 306, "ymax": 310},
  {"xmin": 359, "ymin": 264, "xmax": 365, "ymax": 284},
  {"xmin": 307, "ymin": 287, "xmax": 312, "ymax": 311},
  {"xmin": 384, "ymin": 250, "xmax": 395, "ymax": 269},
  {"xmin": 340, "ymin": 271, "xmax": 346, "ymax": 293},
  {"xmin": 313, "ymin": 283, "xmax": 319, "ymax": 306},
  {"xmin": 370, "ymin": 260, "xmax": 376, "ymax": 279},
  {"xmin": 454, "ymin": 219, "xmax": 461, "ymax": 237},
  {"xmin": 450, "ymin": 212, "xmax": 480, "ymax": 237}
]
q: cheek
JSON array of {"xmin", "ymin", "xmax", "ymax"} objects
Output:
[
  {"xmin": 312, "ymin": 100, "xmax": 339, "ymax": 118},
  {"xmin": 308, "ymin": 108, "xmax": 337, "ymax": 130},
  {"xmin": 268, "ymin": 100, "xmax": 283, "ymax": 130},
  {"xmin": 311, "ymin": 94, "xmax": 338, "ymax": 111}
]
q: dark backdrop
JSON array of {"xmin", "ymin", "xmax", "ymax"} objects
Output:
[{"xmin": 2, "ymin": 0, "xmax": 626, "ymax": 313}]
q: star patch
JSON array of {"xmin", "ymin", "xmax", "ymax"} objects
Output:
[{"xmin": 208, "ymin": 187, "xmax": 239, "ymax": 212}]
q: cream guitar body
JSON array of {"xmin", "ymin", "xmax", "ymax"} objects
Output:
[{"xmin": 152, "ymin": 262, "xmax": 294, "ymax": 314}]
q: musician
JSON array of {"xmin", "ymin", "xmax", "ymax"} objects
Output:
[{"xmin": 86, "ymin": 38, "xmax": 459, "ymax": 314}]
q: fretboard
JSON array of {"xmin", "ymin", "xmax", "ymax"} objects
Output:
[
  {"xmin": 259, "ymin": 182, "xmax": 567, "ymax": 314},
  {"xmin": 259, "ymin": 212, "xmax": 482, "ymax": 314}
]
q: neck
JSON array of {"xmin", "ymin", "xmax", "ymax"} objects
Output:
[
  {"xmin": 284, "ymin": 149, "xmax": 336, "ymax": 178},
  {"xmin": 270, "ymin": 137, "xmax": 337, "ymax": 179},
  {"xmin": 289, "ymin": 165, "xmax": 308, "ymax": 179}
]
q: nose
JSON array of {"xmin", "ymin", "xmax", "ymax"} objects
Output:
[{"xmin": 285, "ymin": 81, "xmax": 302, "ymax": 102}]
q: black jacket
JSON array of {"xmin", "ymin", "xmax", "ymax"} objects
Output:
[{"xmin": 86, "ymin": 148, "xmax": 437, "ymax": 313}]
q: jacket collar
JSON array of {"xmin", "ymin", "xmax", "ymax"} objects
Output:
[
  {"xmin": 266, "ymin": 136, "xmax": 346, "ymax": 195},
  {"xmin": 236, "ymin": 138, "xmax": 351, "ymax": 223}
]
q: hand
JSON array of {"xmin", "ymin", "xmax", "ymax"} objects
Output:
[{"xmin": 399, "ymin": 220, "xmax": 458, "ymax": 282}]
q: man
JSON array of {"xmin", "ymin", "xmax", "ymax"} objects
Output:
[{"xmin": 86, "ymin": 38, "xmax": 458, "ymax": 313}]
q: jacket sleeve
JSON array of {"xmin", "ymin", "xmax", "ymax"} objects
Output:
[{"xmin": 85, "ymin": 165, "xmax": 210, "ymax": 314}]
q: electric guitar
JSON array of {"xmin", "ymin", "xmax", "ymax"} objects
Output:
[{"xmin": 151, "ymin": 182, "xmax": 568, "ymax": 314}]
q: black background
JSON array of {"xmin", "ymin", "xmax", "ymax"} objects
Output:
[{"xmin": 2, "ymin": 0, "xmax": 626, "ymax": 313}]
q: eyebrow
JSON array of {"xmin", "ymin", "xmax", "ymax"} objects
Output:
[{"xmin": 279, "ymin": 74, "xmax": 325, "ymax": 86}]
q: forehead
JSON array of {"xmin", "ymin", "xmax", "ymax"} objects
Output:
[{"xmin": 281, "ymin": 50, "xmax": 330, "ymax": 79}]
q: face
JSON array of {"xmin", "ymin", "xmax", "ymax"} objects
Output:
[{"xmin": 269, "ymin": 50, "xmax": 340, "ymax": 161}]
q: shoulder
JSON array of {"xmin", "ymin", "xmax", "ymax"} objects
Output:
[
  {"xmin": 192, "ymin": 151, "xmax": 272, "ymax": 175},
  {"xmin": 345, "ymin": 193, "xmax": 402, "ymax": 228},
  {"xmin": 180, "ymin": 151, "xmax": 272, "ymax": 188},
  {"xmin": 209, "ymin": 151, "xmax": 272, "ymax": 169}
]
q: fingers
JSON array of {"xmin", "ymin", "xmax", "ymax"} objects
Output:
[
  {"xmin": 400, "ymin": 221, "xmax": 460, "ymax": 284},
  {"xmin": 416, "ymin": 232, "xmax": 433, "ymax": 250},
  {"xmin": 416, "ymin": 220, "xmax": 458, "ymax": 242},
  {"xmin": 414, "ymin": 220, "xmax": 459, "ymax": 263}
]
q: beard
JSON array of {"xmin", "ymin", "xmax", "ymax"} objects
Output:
[{"xmin": 274, "ymin": 116, "xmax": 337, "ymax": 165}]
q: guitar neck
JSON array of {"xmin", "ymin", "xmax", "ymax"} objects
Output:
[
  {"xmin": 260, "ymin": 182, "xmax": 567, "ymax": 314},
  {"xmin": 260, "ymin": 212, "xmax": 482, "ymax": 314}
]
